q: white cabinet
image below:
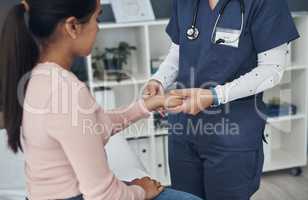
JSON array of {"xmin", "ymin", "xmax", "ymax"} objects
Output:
[
  {"xmin": 86, "ymin": 13, "xmax": 308, "ymax": 186},
  {"xmin": 261, "ymin": 14, "xmax": 308, "ymax": 172},
  {"xmin": 154, "ymin": 136, "xmax": 169, "ymax": 184},
  {"xmin": 127, "ymin": 138, "xmax": 153, "ymax": 174},
  {"xmin": 138, "ymin": 138, "xmax": 153, "ymax": 173}
]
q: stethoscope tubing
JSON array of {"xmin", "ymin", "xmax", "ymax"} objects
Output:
[
  {"xmin": 192, "ymin": 0, "xmax": 201, "ymax": 29},
  {"xmin": 187, "ymin": 0, "xmax": 245, "ymax": 43}
]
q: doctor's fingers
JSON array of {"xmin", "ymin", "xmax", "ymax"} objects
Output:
[
  {"xmin": 165, "ymin": 105, "xmax": 182, "ymax": 113},
  {"xmin": 179, "ymin": 100, "xmax": 202, "ymax": 116},
  {"xmin": 164, "ymin": 95, "xmax": 183, "ymax": 108},
  {"xmin": 143, "ymin": 87, "xmax": 155, "ymax": 97},
  {"xmin": 169, "ymin": 89, "xmax": 195, "ymax": 98},
  {"xmin": 144, "ymin": 82, "xmax": 164, "ymax": 96}
]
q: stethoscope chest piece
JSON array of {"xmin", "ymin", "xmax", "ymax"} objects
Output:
[
  {"xmin": 186, "ymin": 0, "xmax": 245, "ymax": 43},
  {"xmin": 187, "ymin": 26, "xmax": 199, "ymax": 40}
]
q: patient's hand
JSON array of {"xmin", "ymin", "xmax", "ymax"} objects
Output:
[
  {"xmin": 143, "ymin": 94, "xmax": 183, "ymax": 112},
  {"xmin": 131, "ymin": 177, "xmax": 164, "ymax": 199}
]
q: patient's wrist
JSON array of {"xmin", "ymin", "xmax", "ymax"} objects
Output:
[{"xmin": 143, "ymin": 95, "xmax": 164, "ymax": 112}]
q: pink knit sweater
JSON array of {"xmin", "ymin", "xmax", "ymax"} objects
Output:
[{"xmin": 21, "ymin": 62, "xmax": 150, "ymax": 200}]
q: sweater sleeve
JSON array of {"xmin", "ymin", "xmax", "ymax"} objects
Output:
[
  {"xmin": 96, "ymin": 99, "xmax": 151, "ymax": 136},
  {"xmin": 45, "ymin": 81, "xmax": 146, "ymax": 200}
]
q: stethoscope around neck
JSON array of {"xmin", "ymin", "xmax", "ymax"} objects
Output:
[{"xmin": 186, "ymin": 0, "xmax": 245, "ymax": 44}]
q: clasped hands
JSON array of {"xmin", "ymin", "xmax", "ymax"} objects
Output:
[{"xmin": 143, "ymin": 80, "xmax": 215, "ymax": 116}]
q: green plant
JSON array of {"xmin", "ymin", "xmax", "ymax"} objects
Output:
[
  {"xmin": 92, "ymin": 47, "xmax": 104, "ymax": 70},
  {"xmin": 91, "ymin": 47, "xmax": 106, "ymax": 80},
  {"xmin": 102, "ymin": 42, "xmax": 137, "ymax": 70}
]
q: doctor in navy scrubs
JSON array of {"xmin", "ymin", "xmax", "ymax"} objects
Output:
[{"xmin": 144, "ymin": 0, "xmax": 299, "ymax": 199}]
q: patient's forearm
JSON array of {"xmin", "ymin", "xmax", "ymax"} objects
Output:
[{"xmin": 97, "ymin": 99, "xmax": 151, "ymax": 135}]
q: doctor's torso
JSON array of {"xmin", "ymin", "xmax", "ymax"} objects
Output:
[
  {"xmin": 174, "ymin": 0, "xmax": 257, "ymax": 89},
  {"xmin": 166, "ymin": 0, "xmax": 299, "ymax": 150}
]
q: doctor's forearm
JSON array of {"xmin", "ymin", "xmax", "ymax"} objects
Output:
[
  {"xmin": 151, "ymin": 43, "xmax": 180, "ymax": 89},
  {"xmin": 214, "ymin": 43, "xmax": 288, "ymax": 105}
]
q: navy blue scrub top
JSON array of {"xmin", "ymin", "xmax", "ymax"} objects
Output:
[{"xmin": 166, "ymin": 0, "xmax": 299, "ymax": 151}]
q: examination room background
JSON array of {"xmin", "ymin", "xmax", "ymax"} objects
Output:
[{"xmin": 1, "ymin": 1, "xmax": 308, "ymax": 200}]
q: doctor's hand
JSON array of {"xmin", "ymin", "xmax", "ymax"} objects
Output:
[
  {"xmin": 168, "ymin": 88, "xmax": 214, "ymax": 116},
  {"xmin": 143, "ymin": 94, "xmax": 184, "ymax": 113},
  {"xmin": 131, "ymin": 177, "xmax": 164, "ymax": 200},
  {"xmin": 143, "ymin": 80, "xmax": 165, "ymax": 116},
  {"xmin": 143, "ymin": 80, "xmax": 164, "ymax": 97}
]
